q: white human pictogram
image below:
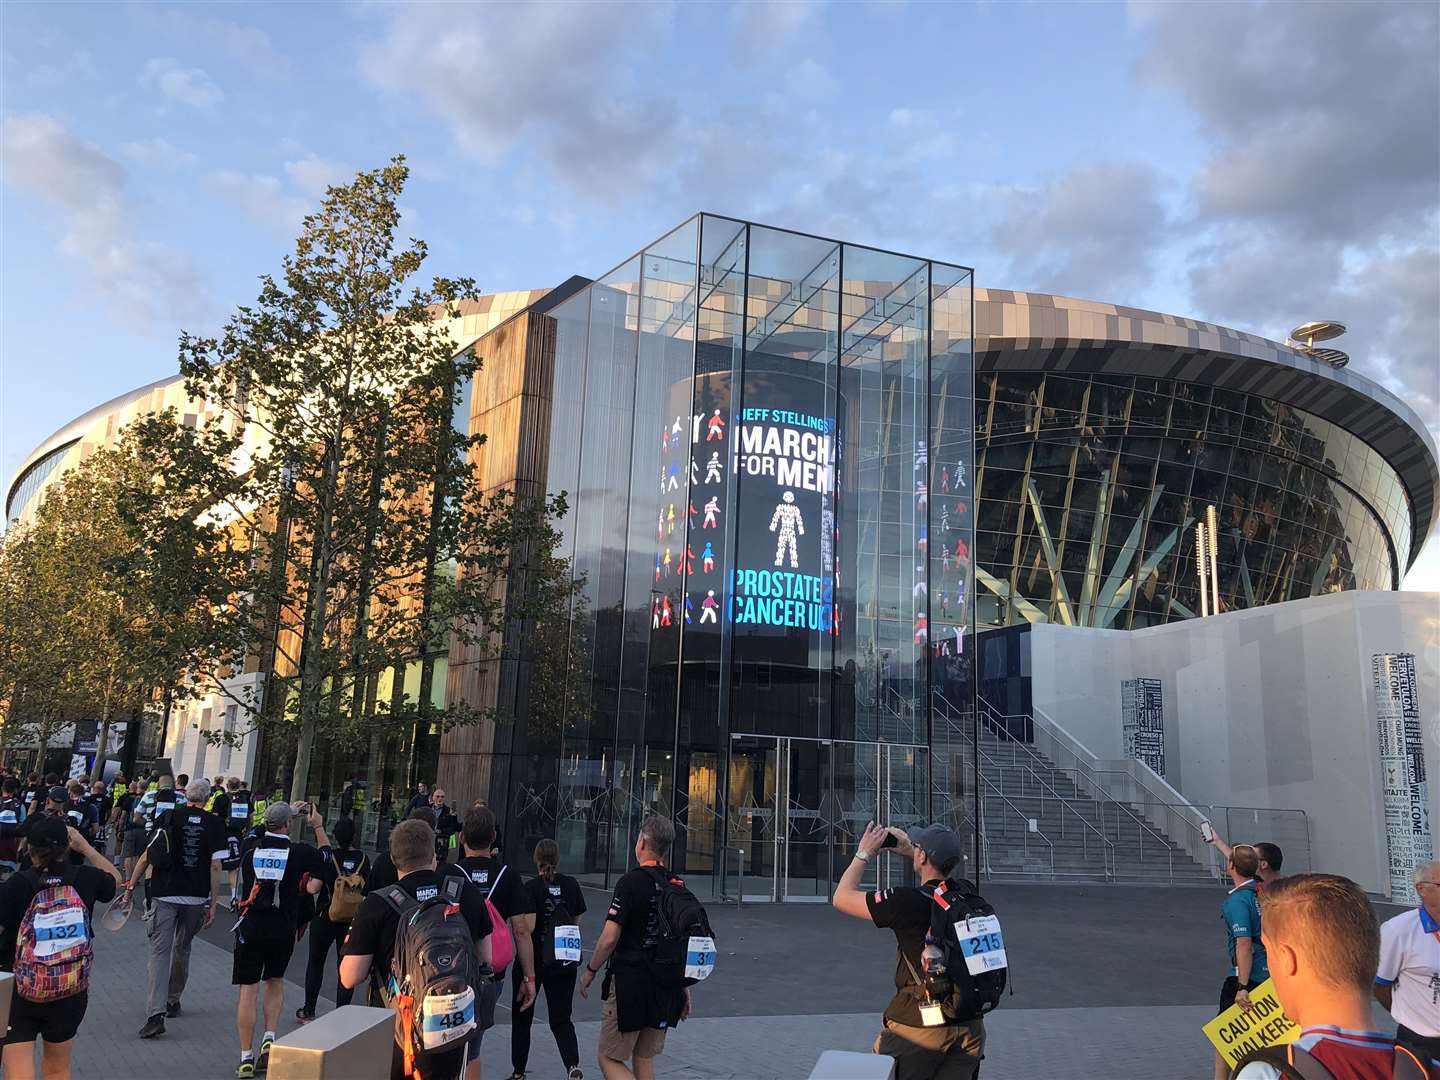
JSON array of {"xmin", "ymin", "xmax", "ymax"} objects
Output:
[
  {"xmin": 704, "ymin": 452, "xmax": 724, "ymax": 484},
  {"xmin": 703, "ymin": 496, "xmax": 720, "ymax": 529},
  {"xmin": 769, "ymin": 490, "xmax": 804, "ymax": 568}
]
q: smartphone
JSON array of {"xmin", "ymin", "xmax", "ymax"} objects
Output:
[
  {"xmin": 881, "ymin": 831, "xmax": 900, "ymax": 849},
  {"xmin": 1200, "ymin": 820, "xmax": 1215, "ymax": 843}
]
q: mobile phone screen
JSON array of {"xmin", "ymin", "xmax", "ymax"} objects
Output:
[{"xmin": 881, "ymin": 831, "xmax": 899, "ymax": 849}]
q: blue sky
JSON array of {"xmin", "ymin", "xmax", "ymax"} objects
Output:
[{"xmin": 3, "ymin": 1, "xmax": 1437, "ymax": 585}]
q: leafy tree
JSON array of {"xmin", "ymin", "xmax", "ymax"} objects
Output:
[{"xmin": 174, "ymin": 157, "xmax": 569, "ymax": 800}]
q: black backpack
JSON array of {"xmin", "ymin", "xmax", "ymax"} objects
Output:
[
  {"xmin": 378, "ymin": 875, "xmax": 484, "ymax": 1075},
  {"xmin": 905, "ymin": 882, "xmax": 1008, "ymax": 1023},
  {"xmin": 537, "ymin": 878, "xmax": 578, "ymax": 968},
  {"xmin": 641, "ymin": 867, "xmax": 716, "ymax": 988},
  {"xmin": 1233, "ymin": 1042, "xmax": 1431, "ymax": 1079},
  {"xmin": 0, "ymin": 798, "xmax": 22, "ymax": 840}
]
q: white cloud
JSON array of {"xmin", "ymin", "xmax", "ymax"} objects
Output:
[
  {"xmin": 144, "ymin": 8, "xmax": 291, "ymax": 76},
  {"xmin": 730, "ymin": 1, "xmax": 825, "ymax": 63},
  {"xmin": 211, "ymin": 170, "xmax": 308, "ymax": 231},
  {"xmin": 119, "ymin": 137, "xmax": 198, "ymax": 170},
  {"xmin": 0, "ymin": 113, "xmax": 208, "ymax": 330},
  {"xmin": 283, "ymin": 153, "xmax": 352, "ymax": 199},
  {"xmin": 141, "ymin": 57, "xmax": 224, "ymax": 110}
]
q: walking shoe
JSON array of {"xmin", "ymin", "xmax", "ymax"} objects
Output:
[
  {"xmin": 165, "ymin": 999, "xmax": 182, "ymax": 1017},
  {"xmin": 236, "ymin": 1062, "xmax": 255, "ymax": 1079},
  {"xmin": 294, "ymin": 1007, "xmax": 315, "ymax": 1024},
  {"xmin": 568, "ymin": 1069, "xmax": 584, "ymax": 1080},
  {"xmin": 508, "ymin": 1073, "xmax": 526, "ymax": 1080},
  {"xmin": 257, "ymin": 1037, "xmax": 273, "ymax": 1073},
  {"xmin": 138, "ymin": 1014, "xmax": 165, "ymax": 1038}
]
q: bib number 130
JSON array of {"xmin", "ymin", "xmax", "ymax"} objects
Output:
[{"xmin": 957, "ymin": 915, "xmax": 1007, "ymax": 975}]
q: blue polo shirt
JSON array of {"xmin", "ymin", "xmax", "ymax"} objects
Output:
[{"xmin": 1221, "ymin": 879, "xmax": 1269, "ymax": 980}]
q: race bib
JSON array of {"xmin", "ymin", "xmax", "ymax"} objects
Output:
[
  {"xmin": 685, "ymin": 935, "xmax": 716, "ymax": 981},
  {"xmin": 957, "ymin": 914, "xmax": 1007, "ymax": 974},
  {"xmin": 553, "ymin": 924, "xmax": 581, "ymax": 963},
  {"xmin": 34, "ymin": 905, "xmax": 87, "ymax": 957},
  {"xmin": 253, "ymin": 848, "xmax": 290, "ymax": 881},
  {"xmin": 230, "ymin": 802, "xmax": 249, "ymax": 822},
  {"xmin": 67, "ymin": 809, "xmax": 84, "ymax": 825},
  {"xmin": 0, "ymin": 810, "xmax": 16, "ymax": 824},
  {"xmin": 420, "ymin": 988, "xmax": 475, "ymax": 1049}
]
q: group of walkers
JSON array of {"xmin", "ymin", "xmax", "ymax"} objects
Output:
[
  {"xmin": 0, "ymin": 763, "xmax": 715, "ymax": 1080},
  {"xmin": 1205, "ymin": 827, "xmax": 1440, "ymax": 1080}
]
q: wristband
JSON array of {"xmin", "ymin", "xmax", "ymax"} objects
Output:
[
  {"xmin": 586, "ymin": 964, "xmax": 600, "ymax": 975},
  {"xmin": 854, "ymin": 849, "xmax": 872, "ymax": 863},
  {"xmin": 523, "ymin": 975, "xmax": 536, "ymax": 982}
]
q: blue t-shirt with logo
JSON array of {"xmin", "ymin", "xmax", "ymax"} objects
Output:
[{"xmin": 1221, "ymin": 880, "xmax": 1269, "ymax": 981}]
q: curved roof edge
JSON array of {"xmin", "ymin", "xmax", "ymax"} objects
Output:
[{"xmin": 973, "ymin": 288, "xmax": 1439, "ymax": 571}]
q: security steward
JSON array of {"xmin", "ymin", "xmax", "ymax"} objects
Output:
[{"xmin": 832, "ymin": 822, "xmax": 986, "ymax": 1080}]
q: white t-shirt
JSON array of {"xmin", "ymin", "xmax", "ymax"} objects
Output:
[{"xmin": 1376, "ymin": 905, "xmax": 1440, "ymax": 1037}]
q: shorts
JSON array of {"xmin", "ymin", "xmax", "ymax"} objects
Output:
[
  {"xmin": 598, "ymin": 996, "xmax": 667, "ymax": 1062},
  {"xmin": 5, "ymin": 992, "xmax": 88, "ymax": 1045},
  {"xmin": 122, "ymin": 829, "xmax": 146, "ymax": 858},
  {"xmin": 232, "ymin": 934, "xmax": 296, "ymax": 985},
  {"xmin": 1217, "ymin": 975, "xmax": 1264, "ymax": 1014}
]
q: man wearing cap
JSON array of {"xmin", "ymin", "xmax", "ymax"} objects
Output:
[
  {"xmin": 832, "ymin": 822, "xmax": 986, "ymax": 1080},
  {"xmin": 127, "ymin": 778, "xmax": 230, "ymax": 1039},
  {"xmin": 16, "ymin": 785, "xmax": 86, "ymax": 867},
  {"xmin": 231, "ymin": 800, "xmax": 330, "ymax": 1077}
]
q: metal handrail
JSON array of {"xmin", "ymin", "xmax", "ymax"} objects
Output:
[
  {"xmin": 957, "ymin": 715, "xmax": 1116, "ymax": 879},
  {"xmin": 931, "ymin": 695, "xmax": 1110, "ymax": 880},
  {"xmin": 972, "ymin": 771, "xmax": 1058, "ymax": 879}
]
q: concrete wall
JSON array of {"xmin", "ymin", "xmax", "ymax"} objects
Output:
[
  {"xmin": 1027, "ymin": 591, "xmax": 1439, "ymax": 898},
  {"xmin": 165, "ymin": 672, "xmax": 263, "ymax": 787}
]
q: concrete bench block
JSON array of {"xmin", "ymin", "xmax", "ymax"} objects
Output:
[
  {"xmin": 808, "ymin": 1049, "xmax": 896, "ymax": 1080},
  {"xmin": 267, "ymin": 1004, "xmax": 396, "ymax": 1080}
]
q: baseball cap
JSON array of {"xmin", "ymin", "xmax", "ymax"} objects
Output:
[
  {"xmin": 46, "ymin": 785, "xmax": 69, "ymax": 805},
  {"xmin": 264, "ymin": 801, "xmax": 293, "ymax": 830},
  {"xmin": 906, "ymin": 823, "xmax": 964, "ymax": 874},
  {"xmin": 28, "ymin": 814, "xmax": 69, "ymax": 847}
]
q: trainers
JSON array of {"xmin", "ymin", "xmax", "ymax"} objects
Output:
[
  {"xmin": 138, "ymin": 1014, "xmax": 165, "ymax": 1039},
  {"xmin": 236, "ymin": 1062, "xmax": 255, "ymax": 1079},
  {"xmin": 294, "ymin": 1007, "xmax": 314, "ymax": 1024},
  {"xmin": 257, "ymin": 1037, "xmax": 273, "ymax": 1073},
  {"xmin": 165, "ymin": 999, "xmax": 182, "ymax": 1018},
  {"xmin": 568, "ymin": 1069, "xmax": 584, "ymax": 1080}
]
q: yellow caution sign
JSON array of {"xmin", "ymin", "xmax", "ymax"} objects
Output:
[{"xmin": 1202, "ymin": 978, "xmax": 1299, "ymax": 1068}]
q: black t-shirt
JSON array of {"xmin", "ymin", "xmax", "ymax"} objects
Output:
[
  {"xmin": 148, "ymin": 806, "xmax": 229, "ymax": 900},
  {"xmin": 867, "ymin": 878, "xmax": 970, "ymax": 1027},
  {"xmin": 64, "ymin": 799, "xmax": 97, "ymax": 839},
  {"xmin": 606, "ymin": 865, "xmax": 665, "ymax": 956},
  {"xmin": 342, "ymin": 869, "xmax": 491, "ymax": 982},
  {"xmin": 0, "ymin": 862, "xmax": 117, "ymax": 968},
  {"xmin": 214, "ymin": 790, "xmax": 253, "ymax": 833},
  {"xmin": 454, "ymin": 855, "xmax": 533, "ymax": 922},
  {"xmin": 237, "ymin": 834, "xmax": 329, "ymax": 939},
  {"xmin": 366, "ymin": 851, "xmax": 398, "ymax": 893},
  {"xmin": 16, "ymin": 810, "xmax": 84, "ymax": 866},
  {"xmin": 524, "ymin": 873, "xmax": 586, "ymax": 957}
]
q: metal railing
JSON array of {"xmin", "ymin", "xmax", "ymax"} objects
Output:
[
  {"xmin": 973, "ymin": 694, "xmax": 1311, "ymax": 881},
  {"xmin": 976, "ymin": 695, "xmax": 1213, "ymax": 878},
  {"xmin": 935, "ymin": 694, "xmax": 1114, "ymax": 879}
]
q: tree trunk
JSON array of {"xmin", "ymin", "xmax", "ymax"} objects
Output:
[
  {"xmin": 94, "ymin": 672, "xmax": 116, "ymax": 780},
  {"xmin": 348, "ymin": 412, "xmax": 387, "ymax": 733},
  {"xmin": 291, "ymin": 442, "xmax": 343, "ymax": 803}
]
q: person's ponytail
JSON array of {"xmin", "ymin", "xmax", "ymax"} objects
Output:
[{"xmin": 533, "ymin": 837, "xmax": 560, "ymax": 884}]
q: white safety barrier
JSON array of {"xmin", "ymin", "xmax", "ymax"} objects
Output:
[
  {"xmin": 808, "ymin": 1050, "xmax": 896, "ymax": 1079},
  {"xmin": 267, "ymin": 1004, "xmax": 396, "ymax": 1080}
]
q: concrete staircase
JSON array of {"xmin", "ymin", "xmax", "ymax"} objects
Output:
[{"xmin": 946, "ymin": 727, "xmax": 1217, "ymax": 886}]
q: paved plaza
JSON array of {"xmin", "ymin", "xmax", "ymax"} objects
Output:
[{"xmin": 34, "ymin": 883, "xmax": 1406, "ymax": 1079}]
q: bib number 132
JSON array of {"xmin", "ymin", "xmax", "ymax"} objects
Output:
[{"xmin": 957, "ymin": 915, "xmax": 1007, "ymax": 975}]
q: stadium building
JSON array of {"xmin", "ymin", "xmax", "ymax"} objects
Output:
[{"xmin": 8, "ymin": 214, "xmax": 1436, "ymax": 902}]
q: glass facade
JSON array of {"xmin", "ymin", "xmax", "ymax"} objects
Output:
[
  {"xmin": 5, "ymin": 441, "xmax": 77, "ymax": 522},
  {"xmin": 973, "ymin": 370, "xmax": 1409, "ymax": 629},
  {"xmin": 479, "ymin": 216, "xmax": 976, "ymax": 898}
]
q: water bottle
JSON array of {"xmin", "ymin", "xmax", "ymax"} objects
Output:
[{"xmin": 922, "ymin": 932, "xmax": 945, "ymax": 976}]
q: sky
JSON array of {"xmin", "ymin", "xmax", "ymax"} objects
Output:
[{"xmin": 2, "ymin": 0, "xmax": 1438, "ymax": 587}]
